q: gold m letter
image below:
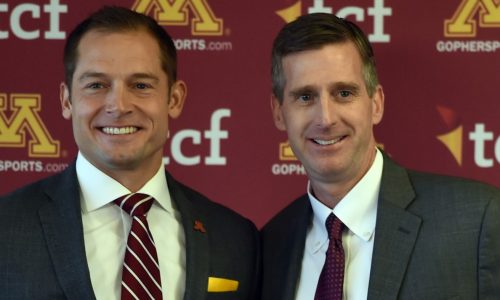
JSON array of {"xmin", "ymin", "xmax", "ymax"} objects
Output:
[
  {"xmin": 0, "ymin": 94, "xmax": 60, "ymax": 157},
  {"xmin": 445, "ymin": 0, "xmax": 500, "ymax": 37},
  {"xmin": 132, "ymin": 0, "xmax": 223, "ymax": 35}
]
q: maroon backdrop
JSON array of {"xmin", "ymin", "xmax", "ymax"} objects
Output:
[{"xmin": 1, "ymin": 0, "xmax": 499, "ymax": 227}]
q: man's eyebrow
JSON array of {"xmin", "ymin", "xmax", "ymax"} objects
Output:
[
  {"xmin": 77, "ymin": 72, "xmax": 107, "ymax": 82},
  {"xmin": 330, "ymin": 81, "xmax": 361, "ymax": 91},
  {"xmin": 76, "ymin": 72, "xmax": 160, "ymax": 82},
  {"xmin": 129, "ymin": 73, "xmax": 160, "ymax": 82},
  {"xmin": 288, "ymin": 85, "xmax": 318, "ymax": 97}
]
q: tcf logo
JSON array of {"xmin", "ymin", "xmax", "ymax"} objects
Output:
[
  {"xmin": 275, "ymin": 0, "xmax": 392, "ymax": 43},
  {"xmin": 436, "ymin": 105, "xmax": 499, "ymax": 168}
]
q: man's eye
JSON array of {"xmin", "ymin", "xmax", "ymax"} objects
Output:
[
  {"xmin": 298, "ymin": 94, "xmax": 312, "ymax": 102},
  {"xmin": 135, "ymin": 83, "xmax": 150, "ymax": 89},
  {"xmin": 339, "ymin": 90, "xmax": 352, "ymax": 97},
  {"xmin": 87, "ymin": 82, "xmax": 104, "ymax": 89}
]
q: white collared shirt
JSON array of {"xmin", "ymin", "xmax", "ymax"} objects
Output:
[
  {"xmin": 76, "ymin": 152, "xmax": 186, "ymax": 300},
  {"xmin": 295, "ymin": 149, "xmax": 383, "ymax": 300}
]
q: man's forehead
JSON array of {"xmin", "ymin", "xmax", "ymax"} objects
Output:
[
  {"xmin": 73, "ymin": 29, "xmax": 163, "ymax": 70},
  {"xmin": 77, "ymin": 28, "xmax": 152, "ymax": 47}
]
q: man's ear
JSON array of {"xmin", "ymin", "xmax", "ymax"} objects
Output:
[
  {"xmin": 60, "ymin": 82, "xmax": 72, "ymax": 120},
  {"xmin": 271, "ymin": 94, "xmax": 286, "ymax": 131},
  {"xmin": 372, "ymin": 84, "xmax": 384, "ymax": 125},
  {"xmin": 168, "ymin": 80, "xmax": 187, "ymax": 119}
]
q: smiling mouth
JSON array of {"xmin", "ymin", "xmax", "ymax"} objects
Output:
[
  {"xmin": 101, "ymin": 126, "xmax": 139, "ymax": 135},
  {"xmin": 312, "ymin": 136, "xmax": 346, "ymax": 145}
]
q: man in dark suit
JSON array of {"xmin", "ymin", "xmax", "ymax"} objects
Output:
[
  {"xmin": 0, "ymin": 6, "xmax": 259, "ymax": 300},
  {"xmin": 262, "ymin": 13, "xmax": 500, "ymax": 300}
]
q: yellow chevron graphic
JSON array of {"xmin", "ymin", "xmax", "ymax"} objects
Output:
[
  {"xmin": 436, "ymin": 125, "xmax": 463, "ymax": 165},
  {"xmin": 276, "ymin": 1, "xmax": 302, "ymax": 23}
]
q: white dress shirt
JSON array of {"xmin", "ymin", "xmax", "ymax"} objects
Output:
[
  {"xmin": 295, "ymin": 149, "xmax": 383, "ymax": 300},
  {"xmin": 76, "ymin": 152, "xmax": 186, "ymax": 300}
]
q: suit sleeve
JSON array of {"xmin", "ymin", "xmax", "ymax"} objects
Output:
[{"xmin": 478, "ymin": 189, "xmax": 500, "ymax": 297}]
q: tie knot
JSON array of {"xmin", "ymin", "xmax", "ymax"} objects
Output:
[
  {"xmin": 114, "ymin": 193, "xmax": 154, "ymax": 217},
  {"xmin": 325, "ymin": 214, "xmax": 344, "ymax": 241}
]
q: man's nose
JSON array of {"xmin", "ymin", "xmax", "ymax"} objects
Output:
[
  {"xmin": 315, "ymin": 95, "xmax": 337, "ymax": 127},
  {"xmin": 105, "ymin": 84, "xmax": 131, "ymax": 115}
]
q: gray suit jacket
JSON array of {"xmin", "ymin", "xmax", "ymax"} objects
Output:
[
  {"xmin": 0, "ymin": 163, "xmax": 260, "ymax": 300},
  {"xmin": 261, "ymin": 155, "xmax": 500, "ymax": 299}
]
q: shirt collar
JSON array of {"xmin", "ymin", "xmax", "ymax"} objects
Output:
[
  {"xmin": 76, "ymin": 152, "xmax": 173, "ymax": 214},
  {"xmin": 307, "ymin": 148, "xmax": 383, "ymax": 252}
]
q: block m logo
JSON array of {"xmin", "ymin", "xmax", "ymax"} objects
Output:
[
  {"xmin": 132, "ymin": 0, "xmax": 223, "ymax": 36},
  {"xmin": 445, "ymin": 0, "xmax": 500, "ymax": 37},
  {"xmin": 0, "ymin": 94, "xmax": 60, "ymax": 157}
]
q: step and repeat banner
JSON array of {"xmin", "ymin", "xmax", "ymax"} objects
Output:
[{"xmin": 1, "ymin": 0, "xmax": 499, "ymax": 227}]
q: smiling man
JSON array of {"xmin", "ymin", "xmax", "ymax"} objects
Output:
[
  {"xmin": 0, "ymin": 6, "xmax": 259, "ymax": 300},
  {"xmin": 261, "ymin": 13, "xmax": 500, "ymax": 300}
]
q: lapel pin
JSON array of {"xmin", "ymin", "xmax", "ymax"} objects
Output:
[{"xmin": 194, "ymin": 220, "xmax": 207, "ymax": 233}]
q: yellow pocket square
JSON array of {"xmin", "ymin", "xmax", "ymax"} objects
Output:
[{"xmin": 207, "ymin": 277, "xmax": 239, "ymax": 292}]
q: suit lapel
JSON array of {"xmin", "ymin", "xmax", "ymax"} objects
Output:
[
  {"xmin": 367, "ymin": 156, "xmax": 421, "ymax": 300},
  {"xmin": 166, "ymin": 172, "xmax": 210, "ymax": 300},
  {"xmin": 271, "ymin": 195, "xmax": 312, "ymax": 300},
  {"xmin": 38, "ymin": 163, "xmax": 95, "ymax": 300}
]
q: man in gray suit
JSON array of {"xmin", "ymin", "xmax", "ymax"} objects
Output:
[
  {"xmin": 0, "ymin": 6, "xmax": 259, "ymax": 300},
  {"xmin": 262, "ymin": 13, "xmax": 500, "ymax": 300}
]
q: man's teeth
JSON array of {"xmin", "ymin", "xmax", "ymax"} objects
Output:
[
  {"xmin": 314, "ymin": 137, "xmax": 342, "ymax": 145},
  {"xmin": 102, "ymin": 127, "xmax": 138, "ymax": 135}
]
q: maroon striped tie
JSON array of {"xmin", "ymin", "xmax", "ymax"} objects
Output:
[
  {"xmin": 114, "ymin": 193, "xmax": 162, "ymax": 300},
  {"xmin": 314, "ymin": 214, "xmax": 345, "ymax": 300}
]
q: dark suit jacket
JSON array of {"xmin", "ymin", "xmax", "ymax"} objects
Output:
[
  {"xmin": 261, "ymin": 155, "xmax": 500, "ymax": 300},
  {"xmin": 0, "ymin": 163, "xmax": 260, "ymax": 300}
]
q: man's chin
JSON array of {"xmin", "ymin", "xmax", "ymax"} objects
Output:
[
  {"xmin": 104, "ymin": 156, "xmax": 143, "ymax": 170},
  {"xmin": 86, "ymin": 152, "xmax": 142, "ymax": 171},
  {"xmin": 307, "ymin": 162, "xmax": 349, "ymax": 181}
]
